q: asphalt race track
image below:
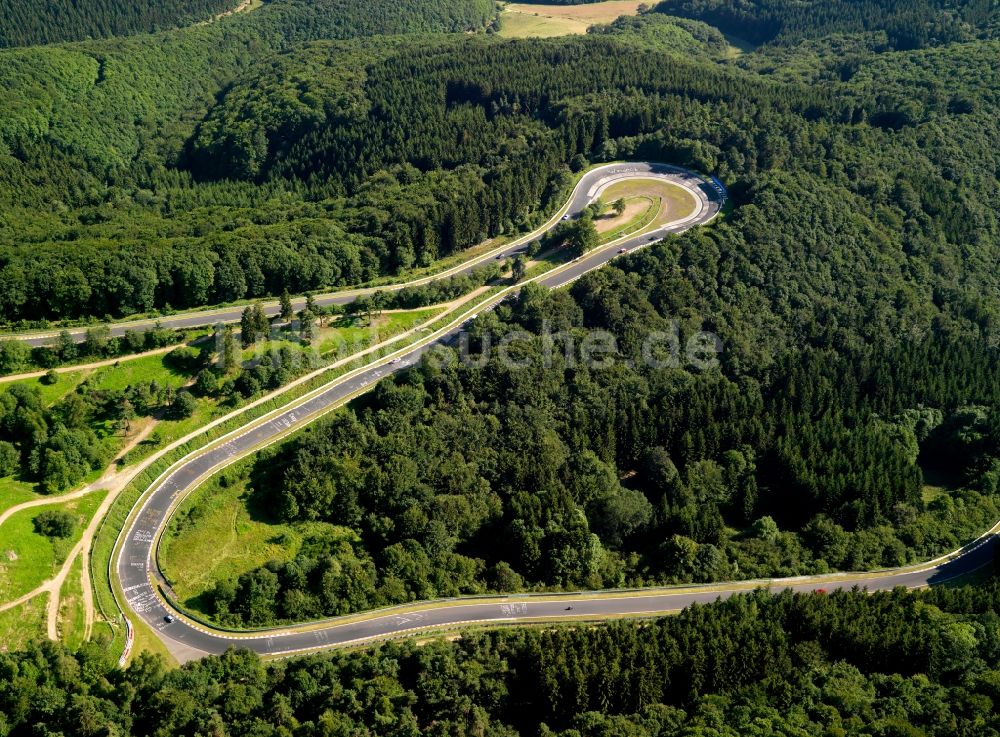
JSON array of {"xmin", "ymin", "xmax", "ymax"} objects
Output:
[
  {"xmin": 10, "ymin": 163, "xmax": 717, "ymax": 347},
  {"xmin": 111, "ymin": 163, "xmax": 998, "ymax": 664},
  {"xmin": 127, "ymin": 535, "xmax": 997, "ymax": 662}
]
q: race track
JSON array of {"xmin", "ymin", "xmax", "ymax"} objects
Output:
[
  {"xmin": 9, "ymin": 163, "xmax": 720, "ymax": 346},
  {"xmin": 112, "ymin": 163, "xmax": 997, "ymax": 665}
]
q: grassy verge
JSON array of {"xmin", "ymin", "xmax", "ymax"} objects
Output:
[
  {"xmin": 0, "ymin": 593, "xmax": 48, "ymax": 653},
  {"xmin": 0, "ymin": 490, "xmax": 106, "ymax": 603},
  {"xmin": 87, "ymin": 352, "xmax": 193, "ymax": 393},
  {"xmin": 316, "ymin": 308, "xmax": 441, "ymax": 358},
  {"xmin": 3, "ymin": 368, "xmax": 89, "ymax": 405},
  {"xmin": 160, "ymin": 466, "xmax": 295, "ymax": 604},
  {"xmin": 131, "ymin": 619, "xmax": 179, "ymax": 666},
  {"xmin": 57, "ymin": 554, "xmax": 87, "ymax": 650},
  {"xmin": 0, "ymin": 332, "xmax": 199, "ymax": 380},
  {"xmin": 265, "ymin": 614, "xmax": 682, "ymax": 661}
]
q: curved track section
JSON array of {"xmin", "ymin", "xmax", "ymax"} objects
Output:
[
  {"xmin": 10, "ymin": 163, "xmax": 721, "ymax": 347},
  {"xmin": 115, "ymin": 164, "xmax": 993, "ymax": 663}
]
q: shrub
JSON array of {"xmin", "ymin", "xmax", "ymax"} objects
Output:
[
  {"xmin": 194, "ymin": 368, "xmax": 220, "ymax": 396},
  {"xmin": 170, "ymin": 391, "xmax": 198, "ymax": 419},
  {"xmin": 33, "ymin": 509, "xmax": 76, "ymax": 538}
]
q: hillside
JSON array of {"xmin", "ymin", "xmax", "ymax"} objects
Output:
[
  {"xmin": 0, "ymin": 0, "xmax": 498, "ymax": 48},
  {"xmin": 653, "ymin": 0, "xmax": 1000, "ymax": 48},
  {"xmin": 1, "ymin": 7, "xmax": 1000, "ymax": 736},
  {"xmin": 5, "ymin": 585, "xmax": 1000, "ymax": 734},
  {"xmin": 0, "ymin": 0, "xmax": 238, "ymax": 48},
  {"xmin": 2, "ymin": 25, "xmax": 999, "ymax": 332}
]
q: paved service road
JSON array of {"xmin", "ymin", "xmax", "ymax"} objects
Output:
[
  {"xmin": 10, "ymin": 163, "xmax": 719, "ymax": 347},
  {"xmin": 115, "ymin": 163, "xmax": 996, "ymax": 664}
]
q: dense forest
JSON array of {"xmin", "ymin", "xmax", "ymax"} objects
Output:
[
  {"xmin": 0, "ymin": 0, "xmax": 497, "ymax": 48},
  {"xmin": 654, "ymin": 0, "xmax": 1000, "ymax": 49},
  {"xmin": 0, "ymin": 0, "xmax": 236, "ymax": 48},
  {"xmin": 6, "ymin": 584, "xmax": 1000, "ymax": 735}
]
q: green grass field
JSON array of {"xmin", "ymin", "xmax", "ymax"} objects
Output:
[
  {"xmin": 2, "ymin": 338, "xmax": 205, "ymax": 404},
  {"xmin": 89, "ymin": 352, "xmax": 193, "ymax": 393},
  {"xmin": 0, "ymin": 491, "xmax": 106, "ymax": 603},
  {"xmin": 499, "ymin": 1, "xmax": 644, "ymax": 37},
  {"xmin": 601, "ymin": 178, "xmax": 697, "ymax": 225},
  {"xmin": 922, "ymin": 466, "xmax": 959, "ymax": 504},
  {"xmin": 130, "ymin": 618, "xmax": 179, "ymax": 666},
  {"xmin": 0, "ymin": 477, "xmax": 41, "ymax": 515},
  {"xmin": 0, "ymin": 593, "xmax": 48, "ymax": 653},
  {"xmin": 126, "ymin": 402, "xmax": 218, "ymax": 457},
  {"xmin": 596, "ymin": 196, "xmax": 657, "ymax": 243},
  {"xmin": 317, "ymin": 308, "xmax": 441, "ymax": 358},
  {"xmin": 4, "ymin": 369, "xmax": 89, "ymax": 405},
  {"xmin": 722, "ymin": 31, "xmax": 757, "ymax": 57},
  {"xmin": 160, "ymin": 469, "xmax": 357, "ymax": 615},
  {"xmin": 243, "ymin": 308, "xmax": 440, "ymax": 361},
  {"xmin": 0, "ymin": 345, "xmax": 200, "ymax": 462}
]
